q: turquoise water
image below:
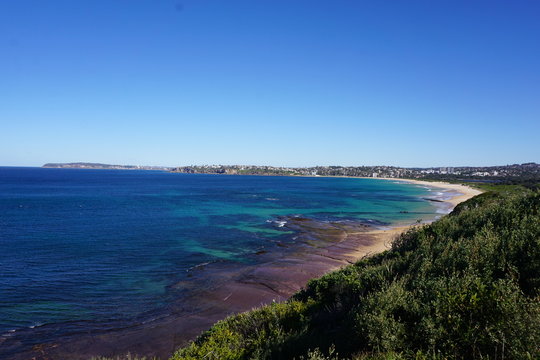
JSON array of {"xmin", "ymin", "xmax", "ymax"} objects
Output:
[{"xmin": 0, "ymin": 167, "xmax": 448, "ymax": 355}]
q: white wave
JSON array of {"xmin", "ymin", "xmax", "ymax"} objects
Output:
[{"xmin": 1, "ymin": 329, "xmax": 16, "ymax": 338}]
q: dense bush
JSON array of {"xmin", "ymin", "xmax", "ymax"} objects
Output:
[{"xmin": 172, "ymin": 190, "xmax": 540, "ymax": 360}]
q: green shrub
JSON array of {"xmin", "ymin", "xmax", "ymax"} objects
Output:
[{"xmin": 172, "ymin": 189, "xmax": 540, "ymax": 360}]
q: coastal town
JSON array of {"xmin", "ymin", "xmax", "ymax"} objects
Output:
[
  {"xmin": 43, "ymin": 162, "xmax": 540, "ymax": 182},
  {"xmin": 171, "ymin": 163, "xmax": 540, "ymax": 181}
]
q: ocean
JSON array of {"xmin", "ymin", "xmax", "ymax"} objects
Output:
[{"xmin": 0, "ymin": 167, "xmax": 453, "ymax": 358}]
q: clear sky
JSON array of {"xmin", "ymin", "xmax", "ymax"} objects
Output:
[{"xmin": 1, "ymin": 0, "xmax": 539, "ymax": 167}]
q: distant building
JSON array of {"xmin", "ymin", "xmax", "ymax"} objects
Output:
[{"xmin": 372, "ymin": 173, "xmax": 378, "ymax": 178}]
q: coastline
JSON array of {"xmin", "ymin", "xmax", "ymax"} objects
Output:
[
  {"xmin": 385, "ymin": 178, "xmax": 483, "ymax": 207},
  {"xmin": 10, "ymin": 180, "xmax": 482, "ymax": 360},
  {"xmin": 339, "ymin": 179, "xmax": 482, "ymax": 259}
]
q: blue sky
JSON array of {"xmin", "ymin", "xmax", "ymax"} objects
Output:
[{"xmin": 1, "ymin": 0, "xmax": 539, "ymax": 167}]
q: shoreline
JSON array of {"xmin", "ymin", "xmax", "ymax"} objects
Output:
[
  {"xmin": 386, "ymin": 178, "xmax": 483, "ymax": 207},
  {"xmin": 339, "ymin": 179, "xmax": 482, "ymax": 259},
  {"xmin": 9, "ymin": 180, "xmax": 482, "ymax": 360}
]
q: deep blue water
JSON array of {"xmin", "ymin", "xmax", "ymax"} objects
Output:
[{"xmin": 0, "ymin": 167, "xmax": 445, "ymax": 344}]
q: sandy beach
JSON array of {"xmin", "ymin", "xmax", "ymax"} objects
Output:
[
  {"xmin": 15, "ymin": 179, "xmax": 483, "ymax": 360},
  {"xmin": 354, "ymin": 179, "xmax": 483, "ymax": 256},
  {"xmin": 388, "ymin": 178, "xmax": 483, "ymax": 206}
]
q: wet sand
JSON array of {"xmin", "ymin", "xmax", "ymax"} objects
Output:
[{"xmin": 9, "ymin": 180, "xmax": 481, "ymax": 360}]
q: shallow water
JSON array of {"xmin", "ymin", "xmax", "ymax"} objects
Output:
[{"xmin": 0, "ymin": 167, "xmax": 447, "ymax": 356}]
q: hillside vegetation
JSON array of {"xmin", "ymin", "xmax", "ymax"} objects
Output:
[{"xmin": 172, "ymin": 188, "xmax": 540, "ymax": 359}]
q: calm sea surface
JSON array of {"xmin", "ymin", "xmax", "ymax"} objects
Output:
[{"xmin": 0, "ymin": 167, "xmax": 449, "ymax": 350}]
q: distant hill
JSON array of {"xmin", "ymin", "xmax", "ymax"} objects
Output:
[
  {"xmin": 42, "ymin": 162, "xmax": 172, "ymax": 171},
  {"xmin": 171, "ymin": 163, "xmax": 540, "ymax": 182},
  {"xmin": 42, "ymin": 162, "xmax": 540, "ymax": 184}
]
